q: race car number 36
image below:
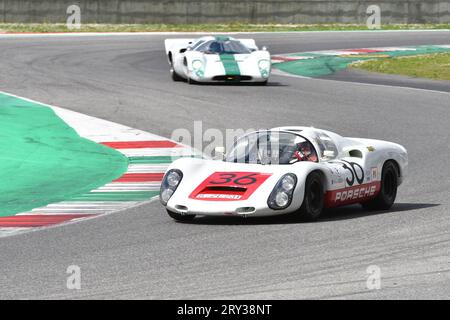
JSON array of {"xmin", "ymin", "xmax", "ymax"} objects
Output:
[
  {"xmin": 209, "ymin": 172, "xmax": 269, "ymax": 186},
  {"xmin": 189, "ymin": 172, "xmax": 272, "ymax": 201}
]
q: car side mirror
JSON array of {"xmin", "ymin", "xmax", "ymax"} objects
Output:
[
  {"xmin": 214, "ymin": 146, "xmax": 225, "ymax": 160},
  {"xmin": 179, "ymin": 48, "xmax": 187, "ymax": 53},
  {"xmin": 262, "ymin": 46, "xmax": 268, "ymax": 51}
]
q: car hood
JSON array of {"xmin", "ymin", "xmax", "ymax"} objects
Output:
[{"xmin": 167, "ymin": 158, "xmax": 302, "ymax": 203}]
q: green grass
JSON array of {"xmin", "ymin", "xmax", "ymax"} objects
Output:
[
  {"xmin": 0, "ymin": 23, "xmax": 449, "ymax": 33},
  {"xmin": 351, "ymin": 52, "xmax": 450, "ymax": 81}
]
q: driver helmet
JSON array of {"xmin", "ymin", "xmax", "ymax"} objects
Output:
[
  {"xmin": 209, "ymin": 42, "xmax": 222, "ymax": 53},
  {"xmin": 298, "ymin": 141, "xmax": 312, "ymax": 156}
]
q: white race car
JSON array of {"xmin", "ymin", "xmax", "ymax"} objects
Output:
[
  {"xmin": 164, "ymin": 36, "xmax": 271, "ymax": 84},
  {"xmin": 160, "ymin": 127, "xmax": 408, "ymax": 221}
]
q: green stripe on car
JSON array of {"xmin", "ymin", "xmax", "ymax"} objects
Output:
[
  {"xmin": 219, "ymin": 54, "xmax": 241, "ymax": 76},
  {"xmin": 215, "ymin": 36, "xmax": 230, "ymax": 41}
]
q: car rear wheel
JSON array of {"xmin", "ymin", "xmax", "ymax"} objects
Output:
[
  {"xmin": 361, "ymin": 161, "xmax": 398, "ymax": 210},
  {"xmin": 296, "ymin": 172, "xmax": 324, "ymax": 221},
  {"xmin": 166, "ymin": 209, "xmax": 196, "ymax": 222}
]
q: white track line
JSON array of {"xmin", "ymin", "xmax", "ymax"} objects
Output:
[
  {"xmin": 118, "ymin": 148, "xmax": 195, "ymax": 157},
  {"xmin": 0, "ymin": 29, "xmax": 449, "ymax": 39},
  {"xmin": 0, "ymin": 228, "xmax": 30, "ymax": 237},
  {"xmin": 127, "ymin": 164, "xmax": 169, "ymax": 172}
]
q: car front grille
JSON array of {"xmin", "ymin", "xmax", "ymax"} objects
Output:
[{"xmin": 212, "ymin": 75, "xmax": 253, "ymax": 81}]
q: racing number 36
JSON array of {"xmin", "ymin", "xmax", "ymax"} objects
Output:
[
  {"xmin": 189, "ymin": 172, "xmax": 272, "ymax": 201},
  {"xmin": 210, "ymin": 173, "xmax": 259, "ymax": 185}
]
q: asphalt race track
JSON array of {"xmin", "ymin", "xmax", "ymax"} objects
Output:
[{"xmin": 0, "ymin": 31, "xmax": 449, "ymax": 299}]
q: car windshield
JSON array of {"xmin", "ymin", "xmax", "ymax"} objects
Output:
[
  {"xmin": 195, "ymin": 40, "xmax": 251, "ymax": 54},
  {"xmin": 190, "ymin": 40, "xmax": 206, "ymax": 50},
  {"xmin": 310, "ymin": 131, "xmax": 339, "ymax": 160},
  {"xmin": 225, "ymin": 131, "xmax": 318, "ymax": 165}
]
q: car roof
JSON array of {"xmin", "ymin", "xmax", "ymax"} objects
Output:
[
  {"xmin": 271, "ymin": 126, "xmax": 341, "ymax": 140},
  {"xmin": 270, "ymin": 126, "xmax": 355, "ymax": 156},
  {"xmin": 194, "ymin": 36, "xmax": 236, "ymax": 42}
]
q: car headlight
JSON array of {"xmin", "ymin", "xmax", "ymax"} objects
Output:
[
  {"xmin": 160, "ymin": 169, "xmax": 183, "ymax": 206},
  {"xmin": 192, "ymin": 60, "xmax": 203, "ymax": 70},
  {"xmin": 167, "ymin": 170, "xmax": 182, "ymax": 187},
  {"xmin": 267, "ymin": 173, "xmax": 297, "ymax": 210},
  {"xmin": 258, "ymin": 59, "xmax": 271, "ymax": 70},
  {"xmin": 280, "ymin": 174, "xmax": 296, "ymax": 191},
  {"xmin": 160, "ymin": 188, "xmax": 174, "ymax": 204},
  {"xmin": 275, "ymin": 191, "xmax": 289, "ymax": 207}
]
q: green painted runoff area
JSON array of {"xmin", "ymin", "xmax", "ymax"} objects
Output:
[
  {"xmin": 274, "ymin": 45, "xmax": 450, "ymax": 78},
  {"xmin": 0, "ymin": 93, "xmax": 128, "ymax": 216}
]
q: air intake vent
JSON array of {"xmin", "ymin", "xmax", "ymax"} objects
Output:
[
  {"xmin": 204, "ymin": 186, "xmax": 246, "ymax": 192},
  {"xmin": 212, "ymin": 75, "xmax": 252, "ymax": 81},
  {"xmin": 236, "ymin": 207, "xmax": 256, "ymax": 214}
]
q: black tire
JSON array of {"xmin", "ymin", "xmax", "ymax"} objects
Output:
[
  {"xmin": 166, "ymin": 209, "xmax": 196, "ymax": 222},
  {"xmin": 361, "ymin": 161, "xmax": 398, "ymax": 211},
  {"xmin": 187, "ymin": 77, "xmax": 197, "ymax": 85},
  {"xmin": 296, "ymin": 172, "xmax": 325, "ymax": 221},
  {"xmin": 168, "ymin": 54, "xmax": 183, "ymax": 82},
  {"xmin": 170, "ymin": 65, "xmax": 184, "ymax": 82}
]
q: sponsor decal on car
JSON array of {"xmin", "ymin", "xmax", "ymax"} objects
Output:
[
  {"xmin": 371, "ymin": 167, "xmax": 378, "ymax": 180},
  {"xmin": 196, "ymin": 194, "xmax": 242, "ymax": 200},
  {"xmin": 325, "ymin": 181, "xmax": 381, "ymax": 207}
]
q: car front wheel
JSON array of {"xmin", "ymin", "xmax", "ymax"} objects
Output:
[
  {"xmin": 187, "ymin": 76, "xmax": 198, "ymax": 85},
  {"xmin": 170, "ymin": 59, "xmax": 183, "ymax": 81},
  {"xmin": 171, "ymin": 67, "xmax": 184, "ymax": 82},
  {"xmin": 296, "ymin": 171, "xmax": 324, "ymax": 221}
]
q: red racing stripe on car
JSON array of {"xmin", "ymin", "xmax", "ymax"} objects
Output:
[
  {"xmin": 0, "ymin": 214, "xmax": 94, "ymax": 227},
  {"xmin": 113, "ymin": 173, "xmax": 164, "ymax": 182},
  {"xmin": 324, "ymin": 181, "xmax": 381, "ymax": 208},
  {"xmin": 100, "ymin": 141, "xmax": 180, "ymax": 149},
  {"xmin": 189, "ymin": 172, "xmax": 272, "ymax": 201}
]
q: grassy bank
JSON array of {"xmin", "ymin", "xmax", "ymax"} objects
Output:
[
  {"xmin": 0, "ymin": 23, "xmax": 449, "ymax": 33},
  {"xmin": 351, "ymin": 52, "xmax": 450, "ymax": 81}
]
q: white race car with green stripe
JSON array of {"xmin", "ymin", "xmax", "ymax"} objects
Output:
[{"xmin": 165, "ymin": 36, "xmax": 271, "ymax": 84}]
